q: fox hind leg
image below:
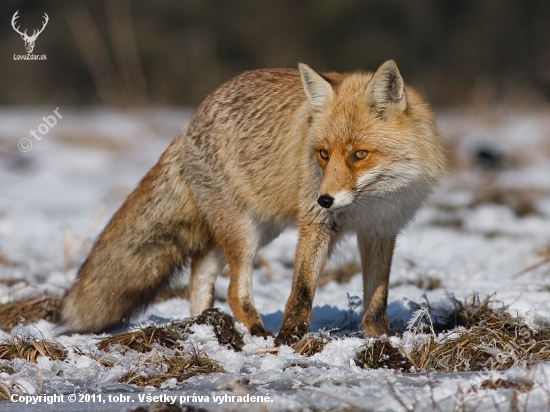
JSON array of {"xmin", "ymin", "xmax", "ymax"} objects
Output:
[
  {"xmin": 213, "ymin": 214, "xmax": 272, "ymax": 337},
  {"xmin": 189, "ymin": 247, "xmax": 224, "ymax": 316}
]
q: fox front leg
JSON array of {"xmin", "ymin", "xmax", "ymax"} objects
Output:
[
  {"xmin": 275, "ymin": 224, "xmax": 332, "ymax": 346},
  {"xmin": 358, "ymin": 234, "xmax": 396, "ymax": 337}
]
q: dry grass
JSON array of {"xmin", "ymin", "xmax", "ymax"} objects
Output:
[
  {"xmin": 514, "ymin": 244, "xmax": 550, "ymax": 279},
  {"xmin": 473, "ymin": 186, "xmax": 546, "ymax": 217},
  {"xmin": 0, "ymin": 362, "xmax": 17, "ymax": 401},
  {"xmin": 0, "ymin": 385, "xmax": 10, "ymax": 401},
  {"xmin": 319, "ymin": 261, "xmax": 361, "ymax": 287},
  {"xmin": 414, "ymin": 276, "xmax": 441, "ymax": 291},
  {"xmin": 408, "ymin": 294, "xmax": 550, "ymax": 372},
  {"xmin": 0, "ymin": 293, "xmax": 62, "ymax": 332},
  {"xmin": 455, "ymin": 293, "xmax": 511, "ymax": 329},
  {"xmin": 119, "ymin": 347, "xmax": 223, "ymax": 388},
  {"xmin": 480, "ymin": 378, "xmax": 533, "ymax": 393},
  {"xmin": 391, "ymin": 275, "xmax": 441, "ymax": 291},
  {"xmin": 97, "ymin": 308, "xmax": 244, "ymax": 353},
  {"xmin": 0, "ymin": 277, "xmax": 26, "ymax": 287},
  {"xmin": 355, "ymin": 340, "xmax": 412, "ymax": 371},
  {"xmin": 0, "ymin": 364, "xmax": 15, "ymax": 374},
  {"xmin": 73, "ymin": 347, "xmax": 116, "ymax": 368},
  {"xmin": 292, "ymin": 335, "xmax": 330, "ymax": 356},
  {"xmin": 97, "ymin": 323, "xmax": 187, "ymax": 353},
  {"xmin": 0, "ymin": 336, "xmax": 67, "ymax": 362},
  {"xmin": 0, "ymin": 250, "xmax": 20, "ymax": 268}
]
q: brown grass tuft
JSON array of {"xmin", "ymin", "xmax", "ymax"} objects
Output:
[
  {"xmin": 414, "ymin": 276, "xmax": 441, "ymax": 291},
  {"xmin": 355, "ymin": 340, "xmax": 412, "ymax": 371},
  {"xmin": 0, "ymin": 385, "xmax": 9, "ymax": 401},
  {"xmin": 0, "ymin": 336, "xmax": 67, "ymax": 362},
  {"xmin": 455, "ymin": 293, "xmax": 511, "ymax": 329},
  {"xmin": 119, "ymin": 347, "xmax": 224, "ymax": 388},
  {"xmin": 0, "ymin": 365, "xmax": 16, "ymax": 400},
  {"xmin": 473, "ymin": 187, "xmax": 545, "ymax": 217},
  {"xmin": 97, "ymin": 323, "xmax": 186, "ymax": 353},
  {"xmin": 392, "ymin": 275, "xmax": 441, "ymax": 291},
  {"xmin": 0, "ymin": 293, "xmax": 62, "ymax": 332},
  {"xmin": 292, "ymin": 335, "xmax": 330, "ymax": 356},
  {"xmin": 319, "ymin": 261, "xmax": 361, "ymax": 287},
  {"xmin": 408, "ymin": 294, "xmax": 550, "ymax": 372}
]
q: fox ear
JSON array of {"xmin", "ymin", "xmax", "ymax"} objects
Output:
[
  {"xmin": 365, "ymin": 60, "xmax": 407, "ymax": 116},
  {"xmin": 299, "ymin": 63, "xmax": 333, "ymax": 112}
]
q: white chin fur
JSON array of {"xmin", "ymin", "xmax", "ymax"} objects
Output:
[{"xmin": 331, "ymin": 191, "xmax": 354, "ymax": 209}]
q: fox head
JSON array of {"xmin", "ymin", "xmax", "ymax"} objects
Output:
[{"xmin": 299, "ymin": 60, "xmax": 444, "ymax": 211}]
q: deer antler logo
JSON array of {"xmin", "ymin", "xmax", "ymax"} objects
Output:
[{"xmin": 11, "ymin": 11, "xmax": 49, "ymax": 54}]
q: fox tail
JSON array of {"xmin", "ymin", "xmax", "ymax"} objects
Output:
[{"xmin": 61, "ymin": 136, "xmax": 211, "ymax": 333}]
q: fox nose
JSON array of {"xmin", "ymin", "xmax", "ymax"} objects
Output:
[{"xmin": 317, "ymin": 195, "xmax": 334, "ymax": 209}]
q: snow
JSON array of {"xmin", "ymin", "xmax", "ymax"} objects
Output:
[{"xmin": 0, "ymin": 106, "xmax": 549, "ymax": 411}]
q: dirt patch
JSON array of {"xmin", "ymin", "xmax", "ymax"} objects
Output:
[
  {"xmin": 354, "ymin": 340, "xmax": 412, "ymax": 371},
  {"xmin": 97, "ymin": 308, "xmax": 244, "ymax": 354},
  {"xmin": 187, "ymin": 308, "xmax": 244, "ymax": 352}
]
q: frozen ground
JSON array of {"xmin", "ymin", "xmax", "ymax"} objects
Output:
[{"xmin": 0, "ymin": 106, "xmax": 549, "ymax": 411}]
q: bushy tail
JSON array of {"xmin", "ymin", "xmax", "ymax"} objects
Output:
[{"xmin": 61, "ymin": 136, "xmax": 211, "ymax": 333}]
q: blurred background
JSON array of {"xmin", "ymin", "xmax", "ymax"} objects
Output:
[
  {"xmin": 1, "ymin": 0, "xmax": 550, "ymax": 108},
  {"xmin": 0, "ymin": 0, "xmax": 549, "ymax": 283}
]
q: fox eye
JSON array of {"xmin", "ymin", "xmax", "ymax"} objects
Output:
[
  {"xmin": 353, "ymin": 150, "xmax": 369, "ymax": 161},
  {"xmin": 319, "ymin": 149, "xmax": 329, "ymax": 160}
]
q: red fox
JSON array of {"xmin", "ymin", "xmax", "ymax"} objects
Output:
[{"xmin": 61, "ymin": 60, "xmax": 445, "ymax": 345}]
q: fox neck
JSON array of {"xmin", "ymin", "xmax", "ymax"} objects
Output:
[{"xmin": 329, "ymin": 181, "xmax": 432, "ymax": 237}]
